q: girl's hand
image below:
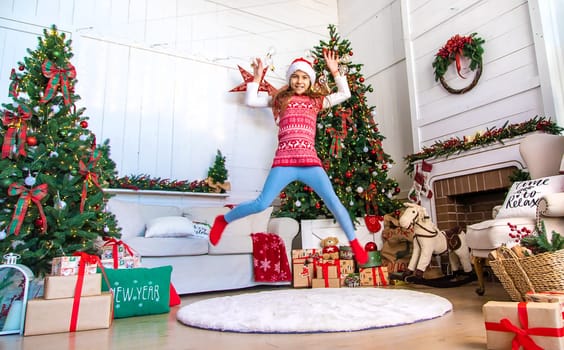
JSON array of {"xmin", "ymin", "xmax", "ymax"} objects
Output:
[
  {"xmin": 323, "ymin": 49, "xmax": 340, "ymax": 77},
  {"xmin": 252, "ymin": 57, "xmax": 264, "ymax": 83}
]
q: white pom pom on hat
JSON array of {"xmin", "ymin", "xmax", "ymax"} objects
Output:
[{"xmin": 286, "ymin": 57, "xmax": 316, "ymax": 84}]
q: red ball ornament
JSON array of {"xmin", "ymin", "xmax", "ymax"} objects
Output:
[
  {"xmin": 26, "ymin": 136, "xmax": 38, "ymax": 146},
  {"xmin": 382, "ymin": 164, "xmax": 388, "ymax": 170},
  {"xmin": 359, "ymin": 77, "xmax": 365, "ymax": 83},
  {"xmin": 364, "ymin": 241, "xmax": 377, "ymax": 251},
  {"xmin": 370, "ymin": 149, "xmax": 377, "ymax": 155},
  {"xmin": 34, "ymin": 217, "xmax": 44, "ymax": 228},
  {"xmin": 315, "ymin": 202, "xmax": 321, "ymax": 209},
  {"xmin": 279, "ymin": 192, "xmax": 286, "ymax": 199},
  {"xmin": 80, "ymin": 120, "xmax": 88, "ymax": 128},
  {"xmin": 394, "ymin": 209, "xmax": 401, "ymax": 217},
  {"xmin": 395, "ymin": 187, "xmax": 401, "ymax": 193},
  {"xmin": 349, "ymin": 50, "xmax": 354, "ymax": 56},
  {"xmin": 18, "ymin": 65, "xmax": 25, "ymax": 71},
  {"xmin": 345, "ymin": 170, "xmax": 353, "ymax": 178}
]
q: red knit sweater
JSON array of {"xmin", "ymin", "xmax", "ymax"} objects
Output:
[{"xmin": 272, "ymin": 95, "xmax": 324, "ymax": 167}]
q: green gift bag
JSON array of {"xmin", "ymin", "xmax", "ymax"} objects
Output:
[{"xmin": 101, "ymin": 265, "xmax": 172, "ymax": 318}]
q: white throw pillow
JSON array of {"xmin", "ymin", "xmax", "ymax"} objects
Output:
[
  {"xmin": 496, "ymin": 175, "xmax": 564, "ymax": 219},
  {"xmin": 145, "ymin": 216, "xmax": 195, "ymax": 238}
]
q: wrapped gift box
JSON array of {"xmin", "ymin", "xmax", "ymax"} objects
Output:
[
  {"xmin": 292, "ymin": 258, "xmax": 314, "ymax": 288},
  {"xmin": 101, "ymin": 255, "xmax": 141, "ymax": 270},
  {"xmin": 483, "ymin": 301, "xmax": 564, "ymax": 349},
  {"xmin": 359, "ymin": 266, "xmax": 389, "ymax": 287},
  {"xmin": 525, "ymin": 291, "xmax": 564, "ymax": 305},
  {"xmin": 100, "ymin": 241, "xmax": 141, "ymax": 269},
  {"xmin": 24, "ymin": 292, "xmax": 113, "ymax": 336},
  {"xmin": 315, "ymin": 261, "xmax": 340, "ymax": 279},
  {"xmin": 339, "ymin": 260, "xmax": 355, "ymax": 286},
  {"xmin": 292, "ymin": 249, "xmax": 321, "ymax": 260},
  {"xmin": 43, "ymin": 273, "xmax": 102, "ymax": 300},
  {"xmin": 51, "ymin": 256, "xmax": 98, "ymax": 276},
  {"xmin": 312, "ymin": 278, "xmax": 340, "ymax": 288}
]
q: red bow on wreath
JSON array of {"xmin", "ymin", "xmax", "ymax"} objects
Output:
[
  {"xmin": 1, "ymin": 105, "xmax": 32, "ymax": 159},
  {"xmin": 40, "ymin": 59, "xmax": 76, "ymax": 105}
]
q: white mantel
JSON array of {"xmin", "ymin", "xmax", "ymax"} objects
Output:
[
  {"xmin": 416, "ymin": 136, "xmax": 528, "ymax": 223},
  {"xmin": 104, "ymin": 188, "xmax": 229, "ymax": 207}
]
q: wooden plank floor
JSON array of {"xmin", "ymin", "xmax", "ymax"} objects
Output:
[{"xmin": 5, "ymin": 280, "xmax": 511, "ymax": 350}]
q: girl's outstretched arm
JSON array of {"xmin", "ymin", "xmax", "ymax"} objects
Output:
[
  {"xmin": 245, "ymin": 57, "xmax": 272, "ymax": 107},
  {"xmin": 322, "ymin": 50, "xmax": 351, "ymax": 108}
]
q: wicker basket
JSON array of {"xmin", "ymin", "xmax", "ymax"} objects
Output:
[{"xmin": 489, "ymin": 246, "xmax": 564, "ymax": 301}]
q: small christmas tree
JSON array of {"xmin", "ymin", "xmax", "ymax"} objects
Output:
[
  {"xmin": 0, "ymin": 25, "xmax": 120, "ymax": 276},
  {"xmin": 276, "ymin": 25, "xmax": 403, "ymax": 225},
  {"xmin": 206, "ymin": 150, "xmax": 230, "ymax": 193}
]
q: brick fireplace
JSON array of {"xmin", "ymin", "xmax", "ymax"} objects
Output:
[
  {"xmin": 433, "ymin": 167, "xmax": 517, "ymax": 231},
  {"xmin": 417, "ymin": 135, "xmax": 529, "ymax": 231}
]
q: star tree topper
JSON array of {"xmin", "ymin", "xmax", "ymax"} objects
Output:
[{"xmin": 229, "ymin": 65, "xmax": 277, "ymax": 96}]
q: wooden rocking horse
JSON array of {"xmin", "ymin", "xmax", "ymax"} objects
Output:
[{"xmin": 398, "ymin": 202, "xmax": 473, "ymax": 283}]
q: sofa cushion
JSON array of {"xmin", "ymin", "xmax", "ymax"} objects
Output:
[
  {"xmin": 125, "ymin": 236, "xmax": 208, "ymax": 257},
  {"xmin": 208, "ymin": 207, "xmax": 274, "ymax": 254},
  {"xmin": 496, "ymin": 175, "xmax": 564, "ymax": 219},
  {"xmin": 466, "ymin": 217, "xmax": 535, "ymax": 252},
  {"xmin": 106, "ymin": 199, "xmax": 146, "ymax": 239},
  {"xmin": 145, "ymin": 216, "xmax": 195, "ymax": 238}
]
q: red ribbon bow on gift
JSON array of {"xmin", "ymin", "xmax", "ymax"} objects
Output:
[
  {"xmin": 40, "ymin": 59, "xmax": 76, "ymax": 105},
  {"xmin": 78, "ymin": 148, "xmax": 102, "ymax": 213},
  {"xmin": 485, "ymin": 302, "xmax": 564, "ymax": 350},
  {"xmin": 2, "ymin": 105, "xmax": 32, "ymax": 159},
  {"xmin": 102, "ymin": 238, "xmax": 136, "ymax": 269},
  {"xmin": 7, "ymin": 183, "xmax": 48, "ymax": 236},
  {"xmin": 69, "ymin": 252, "xmax": 113, "ymax": 332}
]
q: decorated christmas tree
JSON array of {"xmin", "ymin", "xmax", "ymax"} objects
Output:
[
  {"xmin": 276, "ymin": 25, "xmax": 403, "ymax": 226},
  {"xmin": 0, "ymin": 26, "xmax": 120, "ymax": 276}
]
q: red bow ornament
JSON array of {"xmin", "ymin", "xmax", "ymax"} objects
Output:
[
  {"xmin": 78, "ymin": 150, "xmax": 103, "ymax": 213},
  {"xmin": 7, "ymin": 183, "xmax": 48, "ymax": 236},
  {"xmin": 2, "ymin": 105, "xmax": 32, "ymax": 159},
  {"xmin": 40, "ymin": 59, "xmax": 76, "ymax": 105}
]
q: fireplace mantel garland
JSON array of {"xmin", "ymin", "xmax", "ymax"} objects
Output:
[{"xmin": 404, "ymin": 116, "xmax": 563, "ymax": 176}]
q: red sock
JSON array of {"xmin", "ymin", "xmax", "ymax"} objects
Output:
[
  {"xmin": 349, "ymin": 238, "xmax": 368, "ymax": 265},
  {"xmin": 209, "ymin": 215, "xmax": 228, "ymax": 246}
]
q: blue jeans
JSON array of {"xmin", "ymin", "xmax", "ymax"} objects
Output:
[{"xmin": 224, "ymin": 166, "xmax": 357, "ymax": 241}]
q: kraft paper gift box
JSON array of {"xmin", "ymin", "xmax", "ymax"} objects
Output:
[
  {"xmin": 315, "ymin": 261, "xmax": 340, "ymax": 279},
  {"xmin": 339, "ymin": 260, "xmax": 355, "ymax": 286},
  {"xmin": 312, "ymin": 278, "xmax": 340, "ymax": 288},
  {"xmin": 291, "ymin": 249, "xmax": 321, "ymax": 260},
  {"xmin": 24, "ymin": 292, "xmax": 113, "ymax": 336},
  {"xmin": 51, "ymin": 256, "xmax": 98, "ymax": 276},
  {"xmin": 359, "ymin": 266, "xmax": 389, "ymax": 287},
  {"xmin": 483, "ymin": 301, "xmax": 564, "ymax": 349},
  {"xmin": 43, "ymin": 273, "xmax": 102, "ymax": 299},
  {"xmin": 292, "ymin": 258, "xmax": 315, "ymax": 288}
]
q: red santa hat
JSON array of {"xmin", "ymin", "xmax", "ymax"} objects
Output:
[{"xmin": 286, "ymin": 57, "xmax": 316, "ymax": 84}]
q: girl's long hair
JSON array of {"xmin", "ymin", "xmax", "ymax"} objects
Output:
[{"xmin": 272, "ymin": 84, "xmax": 325, "ymax": 123}]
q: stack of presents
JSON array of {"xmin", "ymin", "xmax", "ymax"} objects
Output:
[
  {"xmin": 23, "ymin": 239, "xmax": 177, "ymax": 336},
  {"xmin": 292, "ymin": 236, "xmax": 391, "ymax": 289}
]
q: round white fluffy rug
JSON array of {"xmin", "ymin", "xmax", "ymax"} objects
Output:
[{"xmin": 177, "ymin": 288, "xmax": 452, "ymax": 333}]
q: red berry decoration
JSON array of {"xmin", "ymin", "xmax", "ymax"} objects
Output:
[
  {"xmin": 364, "ymin": 242, "xmax": 377, "ymax": 251},
  {"xmin": 349, "ymin": 50, "xmax": 354, "ymax": 56},
  {"xmin": 26, "ymin": 136, "xmax": 37, "ymax": 146},
  {"xmin": 80, "ymin": 120, "xmax": 88, "ymax": 128}
]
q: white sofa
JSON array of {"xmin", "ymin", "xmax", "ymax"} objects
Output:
[{"xmin": 106, "ymin": 198, "xmax": 299, "ymax": 295}]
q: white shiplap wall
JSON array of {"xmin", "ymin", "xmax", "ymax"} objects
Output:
[{"xmin": 401, "ymin": 0, "xmax": 554, "ymax": 150}]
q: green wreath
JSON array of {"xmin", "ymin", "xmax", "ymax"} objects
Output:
[{"xmin": 432, "ymin": 33, "xmax": 485, "ymax": 94}]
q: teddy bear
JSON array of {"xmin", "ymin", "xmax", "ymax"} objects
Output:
[{"xmin": 320, "ymin": 236, "xmax": 340, "ymax": 260}]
